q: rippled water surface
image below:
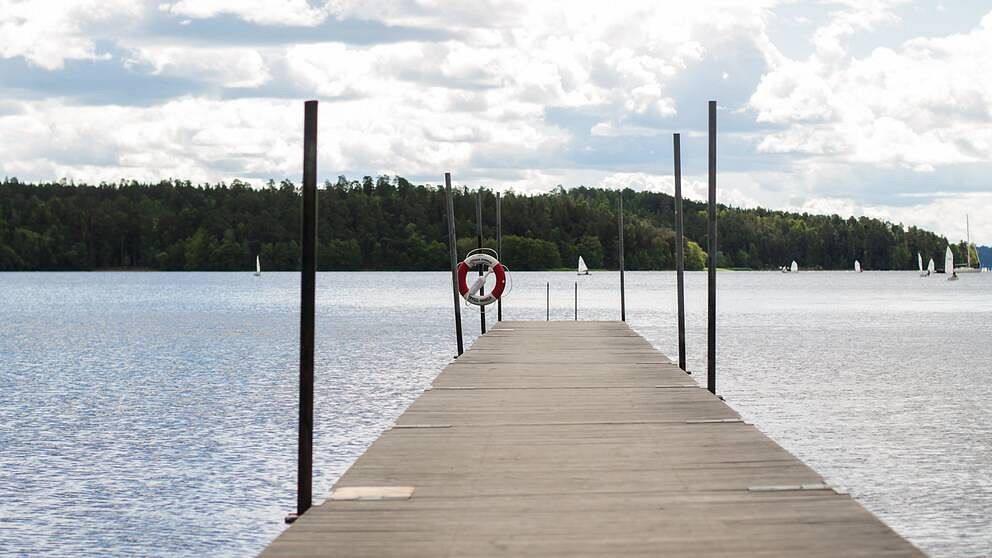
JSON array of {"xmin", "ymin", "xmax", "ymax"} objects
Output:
[{"xmin": 1, "ymin": 271, "xmax": 990, "ymax": 557}]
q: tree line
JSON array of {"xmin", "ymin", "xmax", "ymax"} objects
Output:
[{"xmin": 0, "ymin": 176, "xmax": 968, "ymax": 272}]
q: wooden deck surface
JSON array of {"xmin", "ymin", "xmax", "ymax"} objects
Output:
[{"xmin": 260, "ymin": 321, "xmax": 923, "ymax": 557}]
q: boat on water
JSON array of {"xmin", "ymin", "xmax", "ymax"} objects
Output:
[
  {"xmin": 918, "ymin": 252, "xmax": 929, "ymax": 277},
  {"xmin": 957, "ymin": 215, "xmax": 981, "ymax": 273},
  {"xmin": 928, "ymin": 257, "xmax": 935, "ymax": 275},
  {"xmin": 255, "ymin": 255, "xmax": 261, "ymax": 277},
  {"xmin": 781, "ymin": 260, "xmax": 798, "ymax": 273},
  {"xmin": 577, "ymin": 256, "xmax": 589, "ymax": 276},
  {"xmin": 946, "ymin": 247, "xmax": 958, "ymax": 281},
  {"xmin": 854, "ymin": 260, "xmax": 862, "ymax": 273}
]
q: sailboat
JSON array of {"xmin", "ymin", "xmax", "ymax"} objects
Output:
[
  {"xmin": 945, "ymin": 247, "xmax": 958, "ymax": 281},
  {"xmin": 782, "ymin": 260, "xmax": 798, "ymax": 273},
  {"xmin": 577, "ymin": 256, "xmax": 589, "ymax": 275},
  {"xmin": 254, "ymin": 255, "xmax": 261, "ymax": 277},
  {"xmin": 927, "ymin": 258, "xmax": 935, "ymax": 275},
  {"xmin": 854, "ymin": 260, "xmax": 862, "ymax": 273},
  {"xmin": 918, "ymin": 252, "xmax": 929, "ymax": 277},
  {"xmin": 958, "ymin": 215, "xmax": 980, "ymax": 273}
]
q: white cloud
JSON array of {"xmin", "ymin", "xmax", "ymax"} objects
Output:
[
  {"xmin": 809, "ymin": 0, "xmax": 907, "ymax": 64},
  {"xmin": 590, "ymin": 122, "xmax": 669, "ymax": 137},
  {"xmin": 4, "ymin": 0, "xmax": 992, "ymax": 245},
  {"xmin": 5, "ymin": 0, "xmax": 778, "ymax": 183},
  {"xmin": 126, "ymin": 46, "xmax": 272, "ymax": 88},
  {"xmin": 0, "ymin": 93, "xmax": 568, "ymax": 189},
  {"xmin": 158, "ymin": 0, "xmax": 326, "ymax": 27},
  {"xmin": 322, "ymin": 0, "xmax": 769, "ymax": 127},
  {"xmin": 750, "ymin": 4, "xmax": 992, "ymax": 170},
  {"xmin": 0, "ymin": 98, "xmax": 299, "ymax": 183},
  {"xmin": 0, "ymin": 0, "xmax": 141, "ymax": 70},
  {"xmin": 324, "ymin": 0, "xmax": 519, "ymax": 30}
]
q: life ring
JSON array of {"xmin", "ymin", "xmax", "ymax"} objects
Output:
[{"xmin": 457, "ymin": 252, "xmax": 507, "ymax": 306}]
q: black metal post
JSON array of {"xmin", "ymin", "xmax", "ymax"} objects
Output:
[
  {"xmin": 546, "ymin": 281, "xmax": 549, "ymax": 321},
  {"xmin": 477, "ymin": 190, "xmax": 486, "ymax": 334},
  {"xmin": 445, "ymin": 173, "xmax": 464, "ymax": 357},
  {"xmin": 294, "ymin": 99, "xmax": 318, "ymax": 521},
  {"xmin": 674, "ymin": 133, "xmax": 687, "ymax": 373},
  {"xmin": 619, "ymin": 191, "xmax": 626, "ymax": 322},
  {"xmin": 707, "ymin": 101, "xmax": 717, "ymax": 395},
  {"xmin": 574, "ymin": 281, "xmax": 577, "ymax": 321},
  {"xmin": 496, "ymin": 192, "xmax": 502, "ymax": 321}
]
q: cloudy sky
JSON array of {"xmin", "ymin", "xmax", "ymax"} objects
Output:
[{"xmin": 2, "ymin": 0, "xmax": 991, "ymax": 241}]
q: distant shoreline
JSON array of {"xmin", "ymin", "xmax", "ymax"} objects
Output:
[
  {"xmin": 4, "ymin": 268, "xmax": 975, "ymax": 273},
  {"xmin": 3, "ymin": 178, "xmax": 971, "ymax": 274}
]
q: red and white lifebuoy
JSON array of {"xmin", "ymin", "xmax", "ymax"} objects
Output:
[{"xmin": 457, "ymin": 252, "xmax": 507, "ymax": 306}]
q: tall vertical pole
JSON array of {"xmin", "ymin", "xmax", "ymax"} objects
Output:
[
  {"xmin": 445, "ymin": 174, "xmax": 464, "ymax": 357},
  {"xmin": 674, "ymin": 133, "xmax": 687, "ymax": 373},
  {"xmin": 295, "ymin": 99, "xmax": 318, "ymax": 520},
  {"xmin": 477, "ymin": 190, "xmax": 486, "ymax": 334},
  {"xmin": 619, "ymin": 191, "xmax": 626, "ymax": 322},
  {"xmin": 574, "ymin": 281, "xmax": 577, "ymax": 321},
  {"xmin": 707, "ymin": 101, "xmax": 717, "ymax": 395},
  {"xmin": 546, "ymin": 282, "xmax": 550, "ymax": 321},
  {"xmin": 496, "ymin": 192, "xmax": 503, "ymax": 321}
]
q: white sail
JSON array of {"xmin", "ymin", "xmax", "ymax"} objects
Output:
[
  {"xmin": 577, "ymin": 256, "xmax": 589, "ymax": 275},
  {"xmin": 927, "ymin": 258, "xmax": 935, "ymax": 273},
  {"xmin": 255, "ymin": 255, "xmax": 261, "ymax": 276},
  {"xmin": 966, "ymin": 215, "xmax": 972, "ymax": 268},
  {"xmin": 790, "ymin": 260, "xmax": 798, "ymax": 273},
  {"xmin": 917, "ymin": 252, "xmax": 923, "ymax": 272},
  {"xmin": 945, "ymin": 246, "xmax": 954, "ymax": 275},
  {"xmin": 854, "ymin": 260, "xmax": 861, "ymax": 273}
]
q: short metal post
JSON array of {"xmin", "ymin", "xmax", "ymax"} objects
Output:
[
  {"xmin": 619, "ymin": 191, "xmax": 626, "ymax": 322},
  {"xmin": 445, "ymin": 173, "xmax": 464, "ymax": 356},
  {"xmin": 546, "ymin": 281, "xmax": 550, "ymax": 321},
  {"xmin": 674, "ymin": 133, "xmax": 687, "ymax": 373},
  {"xmin": 293, "ymin": 99, "xmax": 318, "ymax": 522},
  {"xmin": 707, "ymin": 100, "xmax": 717, "ymax": 395},
  {"xmin": 477, "ymin": 190, "xmax": 486, "ymax": 334},
  {"xmin": 574, "ymin": 281, "xmax": 577, "ymax": 321},
  {"xmin": 496, "ymin": 192, "xmax": 502, "ymax": 321}
]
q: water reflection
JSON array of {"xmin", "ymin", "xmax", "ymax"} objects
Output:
[{"xmin": 0, "ymin": 271, "xmax": 988, "ymax": 557}]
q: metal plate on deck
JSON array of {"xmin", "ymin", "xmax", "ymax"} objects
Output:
[
  {"xmin": 748, "ymin": 483, "xmax": 831, "ymax": 492},
  {"xmin": 330, "ymin": 486, "xmax": 415, "ymax": 501}
]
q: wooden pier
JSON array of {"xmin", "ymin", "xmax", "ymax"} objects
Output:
[{"xmin": 261, "ymin": 321, "xmax": 922, "ymax": 557}]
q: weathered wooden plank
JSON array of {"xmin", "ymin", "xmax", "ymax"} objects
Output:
[{"xmin": 260, "ymin": 321, "xmax": 923, "ymax": 557}]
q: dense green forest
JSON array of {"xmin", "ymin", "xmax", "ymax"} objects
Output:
[{"xmin": 0, "ymin": 176, "xmax": 972, "ymax": 271}]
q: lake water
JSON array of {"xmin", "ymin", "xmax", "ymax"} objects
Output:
[{"xmin": 1, "ymin": 271, "xmax": 990, "ymax": 557}]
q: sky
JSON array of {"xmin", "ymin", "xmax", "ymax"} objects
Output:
[{"xmin": 1, "ymin": 0, "xmax": 991, "ymax": 242}]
